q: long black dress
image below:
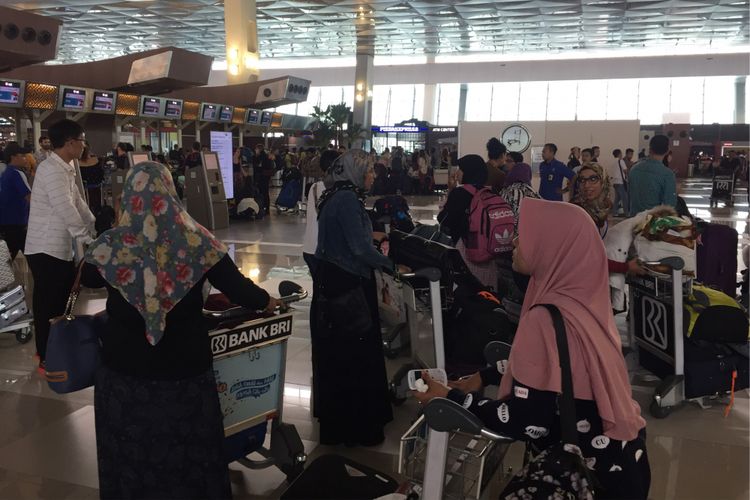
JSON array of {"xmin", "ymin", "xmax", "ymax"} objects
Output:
[{"xmin": 82, "ymin": 255, "xmax": 270, "ymax": 499}]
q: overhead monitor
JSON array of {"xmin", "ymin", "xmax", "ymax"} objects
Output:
[
  {"xmin": 200, "ymin": 103, "xmax": 218, "ymax": 121},
  {"xmin": 245, "ymin": 109, "xmax": 260, "ymax": 125},
  {"xmin": 59, "ymin": 87, "xmax": 86, "ymax": 111},
  {"xmin": 260, "ymin": 111, "xmax": 272, "ymax": 126},
  {"xmin": 164, "ymin": 99, "xmax": 183, "ymax": 119},
  {"xmin": 218, "ymin": 105, "xmax": 234, "ymax": 122},
  {"xmin": 270, "ymin": 112, "xmax": 283, "ymax": 128},
  {"xmin": 140, "ymin": 96, "xmax": 163, "ymax": 117},
  {"xmin": 203, "ymin": 151, "xmax": 220, "ymax": 170},
  {"xmin": 127, "ymin": 151, "xmax": 151, "ymax": 167},
  {"xmin": 0, "ymin": 80, "xmax": 23, "ymax": 108},
  {"xmin": 92, "ymin": 91, "xmax": 116, "ymax": 114}
]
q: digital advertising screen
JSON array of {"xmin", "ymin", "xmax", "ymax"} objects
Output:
[
  {"xmin": 219, "ymin": 105, "xmax": 234, "ymax": 122},
  {"xmin": 164, "ymin": 99, "xmax": 183, "ymax": 119},
  {"xmin": 0, "ymin": 81, "xmax": 22, "ymax": 106},
  {"xmin": 141, "ymin": 97, "xmax": 162, "ymax": 117},
  {"xmin": 92, "ymin": 91, "xmax": 115, "ymax": 112},
  {"xmin": 246, "ymin": 109, "xmax": 260, "ymax": 125},
  {"xmin": 201, "ymin": 104, "xmax": 218, "ymax": 121},
  {"xmin": 209, "ymin": 131, "xmax": 234, "ymax": 199},
  {"xmin": 61, "ymin": 88, "xmax": 86, "ymax": 111}
]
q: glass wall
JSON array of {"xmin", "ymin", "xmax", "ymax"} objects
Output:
[{"xmin": 290, "ymin": 77, "xmax": 744, "ymax": 126}]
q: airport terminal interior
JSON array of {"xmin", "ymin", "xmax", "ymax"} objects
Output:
[{"xmin": 0, "ymin": 1, "xmax": 749, "ymax": 499}]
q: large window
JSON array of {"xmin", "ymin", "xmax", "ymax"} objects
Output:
[
  {"xmin": 465, "ymin": 83, "xmax": 493, "ymax": 121},
  {"xmin": 518, "ymin": 82, "xmax": 549, "ymax": 121},
  {"xmin": 704, "ymin": 77, "xmax": 735, "ymax": 124},
  {"xmin": 637, "ymin": 78, "xmax": 671, "ymax": 125},
  {"xmin": 491, "ymin": 83, "xmax": 521, "ymax": 121},
  {"xmin": 576, "ymin": 80, "xmax": 608, "ymax": 120},
  {"xmin": 371, "ymin": 85, "xmax": 424, "ymax": 125},
  {"xmin": 546, "ymin": 80, "xmax": 578, "ymax": 121},
  {"xmin": 669, "ymin": 77, "xmax": 705, "ymax": 124},
  {"xmin": 434, "ymin": 83, "xmax": 460, "ymax": 125},
  {"xmin": 606, "ymin": 79, "xmax": 639, "ymax": 120},
  {"xmin": 297, "ymin": 85, "xmax": 354, "ymax": 117}
]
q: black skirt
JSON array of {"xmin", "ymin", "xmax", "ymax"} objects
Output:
[
  {"xmin": 310, "ymin": 260, "xmax": 393, "ymax": 446},
  {"xmin": 94, "ymin": 365, "xmax": 231, "ymax": 500}
]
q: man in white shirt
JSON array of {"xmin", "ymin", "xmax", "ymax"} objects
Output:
[
  {"xmin": 607, "ymin": 148, "xmax": 629, "ymax": 216},
  {"xmin": 25, "ymin": 119, "xmax": 95, "ymax": 372}
]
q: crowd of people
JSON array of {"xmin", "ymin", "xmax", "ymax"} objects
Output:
[{"xmin": 0, "ymin": 117, "xmax": 733, "ymax": 499}]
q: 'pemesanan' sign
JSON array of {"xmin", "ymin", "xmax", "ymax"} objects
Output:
[{"xmin": 210, "ymin": 315, "xmax": 293, "ymax": 357}]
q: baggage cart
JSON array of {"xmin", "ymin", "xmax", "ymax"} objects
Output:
[
  {"xmin": 627, "ymin": 257, "xmax": 695, "ymax": 418},
  {"xmin": 709, "ymin": 173, "xmax": 735, "ymax": 207},
  {"xmin": 203, "ymin": 281, "xmax": 308, "ymax": 482}
]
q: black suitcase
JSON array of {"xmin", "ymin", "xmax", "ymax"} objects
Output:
[
  {"xmin": 281, "ymin": 454, "xmax": 399, "ymax": 500},
  {"xmin": 445, "ymin": 285, "xmax": 516, "ymax": 369}
]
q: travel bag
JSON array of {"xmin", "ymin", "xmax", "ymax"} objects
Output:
[
  {"xmin": 461, "ymin": 185, "xmax": 515, "ymax": 263},
  {"xmin": 372, "ymin": 195, "xmax": 415, "ymax": 233},
  {"xmin": 276, "ymin": 179, "xmax": 302, "ymax": 209},
  {"xmin": 0, "ymin": 285, "xmax": 24, "ymax": 313},
  {"xmin": 282, "ymin": 454, "xmax": 399, "ymax": 499},
  {"xmin": 0, "ymin": 299, "xmax": 28, "ymax": 329},
  {"xmin": 696, "ymin": 223, "xmax": 738, "ymax": 296}
]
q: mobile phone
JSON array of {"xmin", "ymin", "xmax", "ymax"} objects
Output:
[{"xmin": 407, "ymin": 368, "xmax": 447, "ymax": 391}]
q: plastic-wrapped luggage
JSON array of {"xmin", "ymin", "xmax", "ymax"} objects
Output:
[
  {"xmin": 696, "ymin": 223, "xmax": 738, "ymax": 296},
  {"xmin": 276, "ymin": 179, "xmax": 302, "ymax": 209},
  {"xmin": 0, "ymin": 285, "xmax": 28, "ymax": 328}
]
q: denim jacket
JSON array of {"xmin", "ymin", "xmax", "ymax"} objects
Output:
[{"xmin": 316, "ymin": 190, "xmax": 393, "ymax": 278}]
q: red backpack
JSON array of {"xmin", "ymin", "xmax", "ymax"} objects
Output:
[{"xmin": 462, "ymin": 185, "xmax": 515, "ymax": 263}]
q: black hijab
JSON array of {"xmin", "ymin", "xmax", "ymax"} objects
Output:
[{"xmin": 458, "ymin": 154, "xmax": 488, "ymax": 187}]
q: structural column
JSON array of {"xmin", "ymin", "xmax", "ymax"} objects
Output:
[
  {"xmin": 224, "ymin": 0, "xmax": 260, "ymax": 84},
  {"xmin": 735, "ymin": 76, "xmax": 746, "ymax": 124},
  {"xmin": 422, "ymin": 55, "xmax": 436, "ymax": 124},
  {"xmin": 352, "ymin": 8, "xmax": 375, "ymax": 148}
]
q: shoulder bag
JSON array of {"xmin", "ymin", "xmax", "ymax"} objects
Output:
[
  {"xmin": 45, "ymin": 262, "xmax": 106, "ymax": 393},
  {"xmin": 499, "ymin": 303, "xmax": 599, "ymax": 499}
]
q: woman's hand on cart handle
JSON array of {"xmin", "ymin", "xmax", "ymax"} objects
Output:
[
  {"xmin": 448, "ymin": 372, "xmax": 483, "ymax": 393},
  {"xmin": 264, "ymin": 297, "xmax": 285, "ymax": 313},
  {"xmin": 413, "ymin": 371, "xmax": 450, "ymax": 405},
  {"xmin": 627, "ymin": 258, "xmax": 647, "ymax": 276},
  {"xmin": 396, "ymin": 264, "xmax": 412, "ymax": 275},
  {"xmin": 372, "ymin": 231, "xmax": 388, "ymax": 243}
]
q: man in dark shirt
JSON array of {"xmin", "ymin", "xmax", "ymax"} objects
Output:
[
  {"xmin": 0, "ymin": 142, "xmax": 31, "ymax": 259},
  {"xmin": 538, "ymin": 143, "xmax": 575, "ymax": 201}
]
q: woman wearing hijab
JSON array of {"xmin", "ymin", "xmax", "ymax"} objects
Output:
[
  {"xmin": 438, "ymin": 154, "xmax": 497, "ymax": 289},
  {"xmin": 498, "ymin": 162, "xmax": 540, "ymax": 234},
  {"xmin": 417, "ymin": 198, "xmax": 650, "ymax": 499},
  {"xmin": 312, "ymin": 149, "xmax": 401, "ymax": 446},
  {"xmin": 81, "ymin": 162, "xmax": 282, "ymax": 499}
]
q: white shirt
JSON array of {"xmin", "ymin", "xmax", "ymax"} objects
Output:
[
  {"xmin": 607, "ymin": 158, "xmax": 627, "ymax": 185},
  {"xmin": 25, "ymin": 152, "xmax": 95, "ymax": 261},
  {"xmin": 303, "ymin": 180, "xmax": 325, "ymax": 255}
]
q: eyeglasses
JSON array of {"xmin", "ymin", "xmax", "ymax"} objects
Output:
[{"xmin": 578, "ymin": 174, "xmax": 601, "ymax": 185}]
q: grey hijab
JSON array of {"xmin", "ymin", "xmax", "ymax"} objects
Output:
[{"xmin": 329, "ymin": 149, "xmax": 370, "ymax": 189}]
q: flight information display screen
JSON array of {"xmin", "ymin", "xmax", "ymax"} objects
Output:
[
  {"xmin": 219, "ymin": 105, "xmax": 233, "ymax": 122},
  {"xmin": 165, "ymin": 99, "xmax": 182, "ymax": 118},
  {"xmin": 260, "ymin": 111, "xmax": 272, "ymax": 126},
  {"xmin": 202, "ymin": 104, "xmax": 218, "ymax": 121},
  {"xmin": 61, "ymin": 88, "xmax": 86, "ymax": 111},
  {"xmin": 0, "ymin": 81, "xmax": 21, "ymax": 105},
  {"xmin": 92, "ymin": 91, "xmax": 114, "ymax": 112},
  {"xmin": 141, "ymin": 97, "xmax": 162, "ymax": 116},
  {"xmin": 246, "ymin": 109, "xmax": 260, "ymax": 124}
]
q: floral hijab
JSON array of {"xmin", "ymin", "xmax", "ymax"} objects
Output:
[
  {"xmin": 85, "ymin": 161, "xmax": 227, "ymax": 345},
  {"xmin": 572, "ymin": 162, "xmax": 612, "ymax": 229}
]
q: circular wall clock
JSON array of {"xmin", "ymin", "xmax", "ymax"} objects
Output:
[{"xmin": 501, "ymin": 124, "xmax": 531, "ymax": 153}]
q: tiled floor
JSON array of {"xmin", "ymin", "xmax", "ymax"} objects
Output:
[{"xmin": 0, "ymin": 178, "xmax": 746, "ymax": 499}]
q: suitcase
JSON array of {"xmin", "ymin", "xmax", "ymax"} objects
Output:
[
  {"xmin": 683, "ymin": 339, "xmax": 749, "ymax": 399},
  {"xmin": 373, "ymin": 195, "xmax": 415, "ymax": 233},
  {"xmin": 696, "ymin": 223, "xmax": 738, "ymax": 296},
  {"xmin": 282, "ymin": 454, "xmax": 399, "ymax": 500},
  {"xmin": 276, "ymin": 179, "xmax": 302, "ymax": 209},
  {"xmin": 0, "ymin": 285, "xmax": 25, "ymax": 312},
  {"xmin": 0, "ymin": 300, "xmax": 28, "ymax": 328}
]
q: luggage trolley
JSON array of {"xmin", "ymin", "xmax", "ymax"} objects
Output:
[
  {"xmin": 709, "ymin": 173, "xmax": 736, "ymax": 207},
  {"xmin": 627, "ymin": 257, "xmax": 693, "ymax": 418},
  {"xmin": 203, "ymin": 281, "xmax": 308, "ymax": 482}
]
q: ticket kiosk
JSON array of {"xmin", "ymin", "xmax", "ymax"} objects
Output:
[{"xmin": 184, "ymin": 151, "xmax": 229, "ymax": 231}]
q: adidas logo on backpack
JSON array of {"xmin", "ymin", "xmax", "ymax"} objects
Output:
[{"xmin": 463, "ymin": 185, "xmax": 515, "ymax": 263}]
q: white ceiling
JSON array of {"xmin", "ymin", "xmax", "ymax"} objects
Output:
[{"xmin": 9, "ymin": 0, "xmax": 750, "ymax": 63}]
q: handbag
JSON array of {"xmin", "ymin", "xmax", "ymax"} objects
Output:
[
  {"xmin": 45, "ymin": 262, "xmax": 106, "ymax": 394},
  {"xmin": 499, "ymin": 304, "xmax": 599, "ymax": 500}
]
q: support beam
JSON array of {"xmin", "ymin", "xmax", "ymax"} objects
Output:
[{"xmin": 224, "ymin": 0, "xmax": 260, "ymax": 85}]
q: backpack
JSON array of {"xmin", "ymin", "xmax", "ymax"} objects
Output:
[
  {"xmin": 373, "ymin": 195, "xmax": 415, "ymax": 233},
  {"xmin": 462, "ymin": 185, "xmax": 514, "ymax": 263}
]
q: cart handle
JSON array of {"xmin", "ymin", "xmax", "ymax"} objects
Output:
[
  {"xmin": 394, "ymin": 266, "xmax": 442, "ymax": 283},
  {"xmin": 483, "ymin": 341, "xmax": 512, "ymax": 366},
  {"xmin": 640, "ymin": 256, "xmax": 685, "ymax": 271},
  {"xmin": 423, "ymin": 397, "xmax": 514, "ymax": 443},
  {"xmin": 202, "ymin": 283, "xmax": 308, "ymax": 320}
]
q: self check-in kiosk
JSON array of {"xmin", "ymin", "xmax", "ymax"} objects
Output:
[{"xmin": 184, "ymin": 151, "xmax": 229, "ymax": 231}]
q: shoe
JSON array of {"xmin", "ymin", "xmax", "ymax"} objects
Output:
[{"xmin": 36, "ymin": 361, "xmax": 46, "ymax": 376}]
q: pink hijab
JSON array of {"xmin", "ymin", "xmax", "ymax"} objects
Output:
[{"xmin": 499, "ymin": 198, "xmax": 645, "ymax": 441}]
